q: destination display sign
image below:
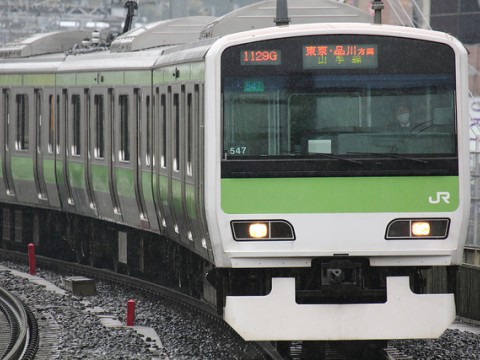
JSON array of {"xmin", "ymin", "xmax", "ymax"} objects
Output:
[
  {"xmin": 240, "ymin": 49, "xmax": 282, "ymax": 65},
  {"xmin": 303, "ymin": 44, "xmax": 378, "ymax": 69}
]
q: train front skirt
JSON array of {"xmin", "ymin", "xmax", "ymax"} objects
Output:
[{"xmin": 224, "ymin": 276, "xmax": 455, "ymax": 341}]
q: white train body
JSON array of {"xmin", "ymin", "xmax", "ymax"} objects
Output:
[
  {"xmin": 0, "ymin": 1, "xmax": 470, "ymax": 343},
  {"xmin": 204, "ymin": 23, "xmax": 470, "ymax": 340}
]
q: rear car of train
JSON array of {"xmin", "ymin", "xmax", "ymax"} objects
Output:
[{"xmin": 204, "ymin": 23, "xmax": 470, "ymax": 341}]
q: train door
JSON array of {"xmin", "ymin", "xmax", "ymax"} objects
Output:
[
  {"xmin": 185, "ymin": 83, "xmax": 209, "ymax": 255},
  {"xmin": 89, "ymin": 87, "xmax": 117, "ymax": 221},
  {"xmin": 154, "ymin": 86, "xmax": 175, "ymax": 237},
  {"xmin": 65, "ymin": 88, "xmax": 85, "ymax": 212},
  {"xmin": 39, "ymin": 89, "xmax": 60, "ymax": 208},
  {"xmin": 10, "ymin": 87, "xmax": 35, "ymax": 204},
  {"xmin": 133, "ymin": 88, "xmax": 149, "ymax": 229},
  {"xmin": 56, "ymin": 88, "xmax": 75, "ymax": 210},
  {"xmin": 107, "ymin": 88, "xmax": 122, "ymax": 222},
  {"xmin": 0, "ymin": 89, "xmax": 6, "ymax": 199},
  {"xmin": 60, "ymin": 87, "xmax": 97, "ymax": 216},
  {"xmin": 114, "ymin": 86, "xmax": 143, "ymax": 226},
  {"xmin": 138, "ymin": 86, "xmax": 159, "ymax": 231},
  {"xmin": 83, "ymin": 89, "xmax": 97, "ymax": 215},
  {"xmin": 33, "ymin": 88, "xmax": 48, "ymax": 203},
  {"xmin": 196, "ymin": 83, "xmax": 213, "ymax": 259},
  {"xmin": 170, "ymin": 83, "xmax": 192, "ymax": 244},
  {"xmin": 0, "ymin": 88, "xmax": 14, "ymax": 200}
]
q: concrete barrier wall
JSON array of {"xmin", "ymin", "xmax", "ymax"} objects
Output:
[
  {"xmin": 425, "ymin": 264, "xmax": 480, "ymax": 322},
  {"xmin": 456, "ymin": 265, "xmax": 480, "ymax": 321}
]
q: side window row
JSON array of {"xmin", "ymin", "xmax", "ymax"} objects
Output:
[
  {"xmin": 158, "ymin": 85, "xmax": 200, "ymax": 175},
  {"xmin": 1, "ymin": 85, "xmax": 201, "ymax": 175}
]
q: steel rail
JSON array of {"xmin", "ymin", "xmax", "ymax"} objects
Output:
[
  {"xmin": 0, "ymin": 287, "xmax": 29, "ymax": 360},
  {"xmin": 0, "ymin": 248, "xmax": 279, "ymax": 359}
]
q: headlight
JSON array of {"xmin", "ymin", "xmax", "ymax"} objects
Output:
[
  {"xmin": 231, "ymin": 220, "xmax": 295, "ymax": 241},
  {"xmin": 249, "ymin": 223, "xmax": 269, "ymax": 238},
  {"xmin": 411, "ymin": 221, "xmax": 430, "ymax": 236},
  {"xmin": 385, "ymin": 218, "xmax": 450, "ymax": 240}
]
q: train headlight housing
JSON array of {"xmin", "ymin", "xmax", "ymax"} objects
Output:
[
  {"xmin": 231, "ymin": 220, "xmax": 295, "ymax": 241},
  {"xmin": 385, "ymin": 218, "xmax": 450, "ymax": 240}
]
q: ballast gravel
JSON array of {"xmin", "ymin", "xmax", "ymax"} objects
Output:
[
  {"xmin": 0, "ymin": 261, "xmax": 261, "ymax": 359},
  {"xmin": 2, "ymin": 260, "xmax": 480, "ymax": 359},
  {"xmin": 392, "ymin": 328, "xmax": 480, "ymax": 360}
]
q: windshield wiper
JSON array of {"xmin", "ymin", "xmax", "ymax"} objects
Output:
[
  {"xmin": 224, "ymin": 152, "xmax": 363, "ymax": 164},
  {"xmin": 347, "ymin": 152, "xmax": 428, "ymax": 164},
  {"xmin": 313, "ymin": 153, "xmax": 363, "ymax": 164}
]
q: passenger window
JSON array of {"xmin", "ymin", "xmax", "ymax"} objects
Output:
[
  {"xmin": 173, "ymin": 93, "xmax": 180, "ymax": 171},
  {"xmin": 186, "ymin": 93, "xmax": 193, "ymax": 175},
  {"xmin": 3, "ymin": 90, "xmax": 10, "ymax": 151},
  {"xmin": 186, "ymin": 87, "xmax": 199, "ymax": 176},
  {"xmin": 15, "ymin": 94, "xmax": 29, "ymax": 151},
  {"xmin": 47, "ymin": 95, "xmax": 54, "ymax": 153},
  {"xmin": 35, "ymin": 90, "xmax": 42, "ymax": 152},
  {"xmin": 57, "ymin": 93, "xmax": 63, "ymax": 155},
  {"xmin": 71, "ymin": 94, "xmax": 81, "ymax": 156},
  {"xmin": 134, "ymin": 89, "xmax": 141, "ymax": 164},
  {"xmin": 119, "ymin": 95, "xmax": 130, "ymax": 162},
  {"xmin": 146, "ymin": 95, "xmax": 151, "ymax": 166},
  {"xmin": 160, "ymin": 92, "xmax": 167, "ymax": 169},
  {"xmin": 94, "ymin": 95, "xmax": 105, "ymax": 159}
]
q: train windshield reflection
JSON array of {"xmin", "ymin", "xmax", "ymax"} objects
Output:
[{"xmin": 223, "ymin": 74, "xmax": 456, "ymax": 159}]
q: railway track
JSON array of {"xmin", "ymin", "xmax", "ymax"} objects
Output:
[
  {"xmin": 0, "ymin": 248, "xmax": 414, "ymax": 360},
  {"xmin": 0, "ymin": 285, "xmax": 39, "ymax": 360},
  {"xmin": 0, "ymin": 248, "xmax": 275, "ymax": 359},
  {"xmin": 279, "ymin": 341, "xmax": 413, "ymax": 360}
]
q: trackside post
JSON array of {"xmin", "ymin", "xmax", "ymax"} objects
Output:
[
  {"xmin": 127, "ymin": 299, "xmax": 135, "ymax": 326},
  {"xmin": 28, "ymin": 243, "xmax": 36, "ymax": 275}
]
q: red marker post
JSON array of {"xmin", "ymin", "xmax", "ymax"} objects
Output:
[
  {"xmin": 28, "ymin": 243, "xmax": 36, "ymax": 275},
  {"xmin": 126, "ymin": 299, "xmax": 135, "ymax": 326}
]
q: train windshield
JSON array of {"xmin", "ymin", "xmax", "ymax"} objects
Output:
[{"xmin": 221, "ymin": 35, "xmax": 458, "ymax": 178}]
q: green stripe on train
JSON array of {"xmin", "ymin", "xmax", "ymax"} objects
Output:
[
  {"xmin": 23, "ymin": 74, "xmax": 56, "ymax": 86},
  {"xmin": 186, "ymin": 182, "xmax": 197, "ymax": 220},
  {"xmin": 159, "ymin": 174, "xmax": 168, "ymax": 209},
  {"xmin": 44, "ymin": 159, "xmax": 56, "ymax": 184},
  {"xmin": 115, "ymin": 167, "xmax": 135, "ymax": 198},
  {"xmin": 0, "ymin": 73, "xmax": 57, "ymax": 87},
  {"xmin": 172, "ymin": 178, "xmax": 182, "ymax": 214},
  {"xmin": 221, "ymin": 176, "xmax": 459, "ymax": 214},
  {"xmin": 11, "ymin": 156, "xmax": 34, "ymax": 181},
  {"xmin": 0, "ymin": 74, "xmax": 23, "ymax": 86},
  {"xmin": 154, "ymin": 62, "xmax": 205, "ymax": 84},
  {"xmin": 57, "ymin": 71, "xmax": 151, "ymax": 87},
  {"xmin": 91, "ymin": 164, "xmax": 109, "ymax": 193},
  {"xmin": 68, "ymin": 162, "xmax": 85, "ymax": 188},
  {"xmin": 142, "ymin": 171, "xmax": 153, "ymax": 202}
]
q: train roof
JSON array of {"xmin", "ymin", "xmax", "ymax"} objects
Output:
[
  {"xmin": 200, "ymin": 0, "xmax": 371, "ymax": 39},
  {"xmin": 110, "ymin": 16, "xmax": 216, "ymax": 53},
  {"xmin": 0, "ymin": 30, "xmax": 93, "ymax": 59},
  {"xmin": 58, "ymin": 48, "xmax": 163, "ymax": 72},
  {"xmin": 208, "ymin": 22, "xmax": 462, "ymax": 53}
]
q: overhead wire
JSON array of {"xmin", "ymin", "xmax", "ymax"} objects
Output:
[
  {"xmin": 411, "ymin": 0, "xmax": 430, "ymax": 29},
  {"xmin": 385, "ymin": 0, "xmax": 413, "ymax": 27}
]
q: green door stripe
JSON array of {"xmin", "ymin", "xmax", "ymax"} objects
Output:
[{"xmin": 11, "ymin": 156, "xmax": 34, "ymax": 181}]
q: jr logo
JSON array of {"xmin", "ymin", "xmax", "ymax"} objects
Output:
[{"xmin": 428, "ymin": 192, "xmax": 450, "ymax": 204}]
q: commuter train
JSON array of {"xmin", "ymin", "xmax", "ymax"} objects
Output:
[{"xmin": 0, "ymin": 0, "xmax": 470, "ymax": 347}]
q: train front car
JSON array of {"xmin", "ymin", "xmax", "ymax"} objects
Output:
[{"xmin": 204, "ymin": 23, "xmax": 470, "ymax": 342}]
